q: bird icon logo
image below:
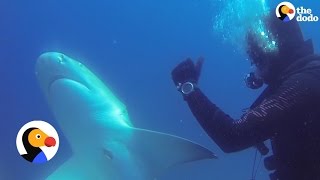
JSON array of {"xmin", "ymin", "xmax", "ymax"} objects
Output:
[
  {"xmin": 276, "ymin": 2, "xmax": 296, "ymax": 22},
  {"xmin": 16, "ymin": 120, "xmax": 59, "ymax": 164}
]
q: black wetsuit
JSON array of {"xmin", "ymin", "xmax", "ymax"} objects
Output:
[{"xmin": 185, "ymin": 55, "xmax": 320, "ymax": 180}]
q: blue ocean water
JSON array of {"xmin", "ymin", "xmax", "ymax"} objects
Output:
[{"xmin": 1, "ymin": 0, "xmax": 319, "ymax": 179}]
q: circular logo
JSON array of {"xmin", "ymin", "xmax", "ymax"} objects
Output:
[
  {"xmin": 276, "ymin": 2, "xmax": 296, "ymax": 22},
  {"xmin": 16, "ymin": 120, "xmax": 59, "ymax": 164}
]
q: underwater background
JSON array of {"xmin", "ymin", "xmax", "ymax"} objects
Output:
[{"xmin": 1, "ymin": 0, "xmax": 319, "ymax": 179}]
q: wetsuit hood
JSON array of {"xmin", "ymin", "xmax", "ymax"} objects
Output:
[{"xmin": 246, "ymin": 13, "xmax": 314, "ymax": 84}]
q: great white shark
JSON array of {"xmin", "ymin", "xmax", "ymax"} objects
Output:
[{"xmin": 36, "ymin": 52, "xmax": 217, "ymax": 180}]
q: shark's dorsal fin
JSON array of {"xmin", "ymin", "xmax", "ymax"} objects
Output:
[{"xmin": 127, "ymin": 127, "xmax": 217, "ymax": 178}]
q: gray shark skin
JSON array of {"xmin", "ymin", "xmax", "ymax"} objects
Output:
[{"xmin": 35, "ymin": 52, "xmax": 217, "ymax": 180}]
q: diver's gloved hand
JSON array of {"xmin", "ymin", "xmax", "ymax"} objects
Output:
[{"xmin": 171, "ymin": 57, "xmax": 204, "ymax": 92}]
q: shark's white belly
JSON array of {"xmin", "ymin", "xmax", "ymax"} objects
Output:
[
  {"xmin": 38, "ymin": 52, "xmax": 216, "ymax": 180},
  {"xmin": 47, "ymin": 79, "xmax": 144, "ymax": 179}
]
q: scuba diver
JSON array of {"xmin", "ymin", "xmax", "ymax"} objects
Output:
[{"xmin": 171, "ymin": 13, "xmax": 320, "ymax": 180}]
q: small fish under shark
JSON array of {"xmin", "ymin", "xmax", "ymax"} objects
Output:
[{"xmin": 35, "ymin": 52, "xmax": 217, "ymax": 180}]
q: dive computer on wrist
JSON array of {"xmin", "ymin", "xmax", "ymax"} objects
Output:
[{"xmin": 177, "ymin": 82, "xmax": 195, "ymax": 95}]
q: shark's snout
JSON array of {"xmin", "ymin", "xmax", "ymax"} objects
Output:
[
  {"xmin": 36, "ymin": 52, "xmax": 70, "ymax": 92},
  {"xmin": 36, "ymin": 52, "xmax": 91, "ymax": 95},
  {"xmin": 36, "ymin": 52, "xmax": 66, "ymax": 70}
]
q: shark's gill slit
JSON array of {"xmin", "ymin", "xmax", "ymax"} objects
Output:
[{"xmin": 103, "ymin": 148, "xmax": 114, "ymax": 160}]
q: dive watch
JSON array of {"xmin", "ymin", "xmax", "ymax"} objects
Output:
[{"xmin": 178, "ymin": 82, "xmax": 195, "ymax": 95}]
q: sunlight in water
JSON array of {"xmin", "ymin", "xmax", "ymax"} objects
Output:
[{"xmin": 212, "ymin": 0, "xmax": 278, "ymax": 53}]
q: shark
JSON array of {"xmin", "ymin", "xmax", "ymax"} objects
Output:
[{"xmin": 35, "ymin": 52, "xmax": 217, "ymax": 180}]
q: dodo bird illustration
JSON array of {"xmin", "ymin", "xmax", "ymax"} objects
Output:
[
  {"xmin": 278, "ymin": 4, "xmax": 294, "ymax": 22},
  {"xmin": 21, "ymin": 127, "xmax": 56, "ymax": 163}
]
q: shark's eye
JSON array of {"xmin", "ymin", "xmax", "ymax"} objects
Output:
[{"xmin": 36, "ymin": 134, "xmax": 41, "ymax": 139}]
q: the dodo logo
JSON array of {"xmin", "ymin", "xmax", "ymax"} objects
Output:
[
  {"xmin": 16, "ymin": 120, "xmax": 59, "ymax": 164},
  {"xmin": 276, "ymin": 2, "xmax": 296, "ymax": 22}
]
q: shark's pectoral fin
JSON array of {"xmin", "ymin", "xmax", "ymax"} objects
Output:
[{"xmin": 128, "ymin": 128, "xmax": 217, "ymax": 178}]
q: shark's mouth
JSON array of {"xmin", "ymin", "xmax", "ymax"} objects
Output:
[
  {"xmin": 48, "ymin": 75, "xmax": 90, "ymax": 92},
  {"xmin": 48, "ymin": 75, "xmax": 67, "ymax": 91}
]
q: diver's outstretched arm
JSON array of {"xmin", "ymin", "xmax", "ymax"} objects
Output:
[{"xmin": 184, "ymin": 72, "xmax": 318, "ymax": 153}]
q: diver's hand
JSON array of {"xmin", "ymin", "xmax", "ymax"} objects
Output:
[{"xmin": 171, "ymin": 57, "xmax": 204, "ymax": 87}]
